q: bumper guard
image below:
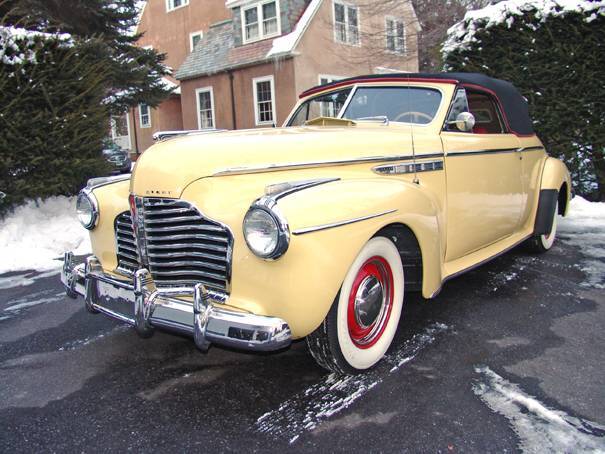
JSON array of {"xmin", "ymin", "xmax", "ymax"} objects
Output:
[{"xmin": 60, "ymin": 252, "xmax": 292, "ymax": 352}]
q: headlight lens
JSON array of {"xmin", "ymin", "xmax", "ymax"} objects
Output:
[
  {"xmin": 76, "ymin": 190, "xmax": 98, "ymax": 229},
  {"xmin": 243, "ymin": 209, "xmax": 279, "ymax": 258}
]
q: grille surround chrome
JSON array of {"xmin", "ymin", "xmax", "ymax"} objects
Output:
[{"xmin": 114, "ymin": 198, "xmax": 233, "ymax": 291}]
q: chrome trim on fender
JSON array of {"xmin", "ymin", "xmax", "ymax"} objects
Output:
[
  {"xmin": 373, "ymin": 159, "xmax": 444, "ymax": 175},
  {"xmin": 86, "ymin": 174, "xmax": 130, "ymax": 190},
  {"xmin": 213, "ymin": 153, "xmax": 444, "ymax": 176},
  {"xmin": 518, "ymin": 146, "xmax": 545, "ymax": 153},
  {"xmin": 292, "ymin": 209, "xmax": 398, "ymax": 236},
  {"xmin": 446, "ymin": 148, "xmax": 519, "ymax": 157},
  {"xmin": 265, "ymin": 177, "xmax": 340, "ymax": 200}
]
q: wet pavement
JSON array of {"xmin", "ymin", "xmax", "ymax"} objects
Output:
[{"xmin": 1, "ymin": 235, "xmax": 604, "ymax": 452}]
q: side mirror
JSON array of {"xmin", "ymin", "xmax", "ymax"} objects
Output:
[{"xmin": 450, "ymin": 112, "xmax": 475, "ymax": 132}]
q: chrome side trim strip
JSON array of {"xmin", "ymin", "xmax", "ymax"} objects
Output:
[
  {"xmin": 373, "ymin": 159, "xmax": 444, "ymax": 175},
  {"xmin": 213, "ymin": 153, "xmax": 444, "ymax": 176},
  {"xmin": 518, "ymin": 146, "xmax": 545, "ymax": 152},
  {"xmin": 446, "ymin": 148, "xmax": 518, "ymax": 157},
  {"xmin": 265, "ymin": 177, "xmax": 340, "ymax": 200},
  {"xmin": 292, "ymin": 209, "xmax": 397, "ymax": 236}
]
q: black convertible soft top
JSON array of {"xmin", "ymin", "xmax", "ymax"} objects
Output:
[{"xmin": 301, "ymin": 72, "xmax": 534, "ymax": 136}]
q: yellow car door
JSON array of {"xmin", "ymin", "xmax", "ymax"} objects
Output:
[{"xmin": 442, "ymin": 87, "xmax": 523, "ymax": 262}]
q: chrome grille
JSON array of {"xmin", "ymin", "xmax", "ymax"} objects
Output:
[
  {"xmin": 115, "ymin": 212, "xmax": 139, "ymax": 274},
  {"xmin": 114, "ymin": 198, "xmax": 232, "ymax": 291}
]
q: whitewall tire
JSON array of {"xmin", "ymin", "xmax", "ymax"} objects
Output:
[{"xmin": 306, "ymin": 236, "xmax": 405, "ymax": 374}]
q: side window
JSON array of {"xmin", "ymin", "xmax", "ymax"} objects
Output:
[
  {"xmin": 445, "ymin": 88, "xmax": 505, "ymax": 134},
  {"xmin": 445, "ymin": 88, "xmax": 469, "ymax": 131},
  {"xmin": 467, "ymin": 91, "xmax": 505, "ymax": 134}
]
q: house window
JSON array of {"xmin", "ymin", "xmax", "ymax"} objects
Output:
[
  {"xmin": 139, "ymin": 103, "xmax": 151, "ymax": 128},
  {"xmin": 253, "ymin": 76, "xmax": 276, "ymax": 126},
  {"xmin": 242, "ymin": 1, "xmax": 280, "ymax": 43},
  {"xmin": 318, "ymin": 75, "xmax": 344, "ymax": 117},
  {"xmin": 196, "ymin": 87, "xmax": 215, "ymax": 129},
  {"xmin": 190, "ymin": 31, "xmax": 203, "ymax": 51},
  {"xmin": 333, "ymin": 1, "xmax": 359, "ymax": 45},
  {"xmin": 386, "ymin": 17, "xmax": 405, "ymax": 53},
  {"xmin": 166, "ymin": 0, "xmax": 188, "ymax": 12}
]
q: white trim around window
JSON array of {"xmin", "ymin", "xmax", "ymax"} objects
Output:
[
  {"xmin": 189, "ymin": 31, "xmax": 203, "ymax": 52},
  {"xmin": 139, "ymin": 103, "xmax": 151, "ymax": 128},
  {"xmin": 241, "ymin": 0, "xmax": 281, "ymax": 44},
  {"xmin": 332, "ymin": 0, "xmax": 360, "ymax": 46},
  {"xmin": 195, "ymin": 87, "xmax": 216, "ymax": 130},
  {"xmin": 385, "ymin": 16, "xmax": 406, "ymax": 54},
  {"xmin": 318, "ymin": 74, "xmax": 344, "ymax": 85},
  {"xmin": 253, "ymin": 75, "xmax": 276, "ymax": 126},
  {"xmin": 166, "ymin": 0, "xmax": 189, "ymax": 12}
]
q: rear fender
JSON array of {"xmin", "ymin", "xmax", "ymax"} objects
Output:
[{"xmin": 540, "ymin": 157, "xmax": 572, "ymax": 216}]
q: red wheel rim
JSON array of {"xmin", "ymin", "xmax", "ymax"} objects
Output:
[{"xmin": 347, "ymin": 256, "xmax": 394, "ymax": 349}]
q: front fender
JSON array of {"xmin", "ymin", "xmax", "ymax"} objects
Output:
[
  {"xmin": 89, "ymin": 180, "xmax": 131, "ymax": 272},
  {"xmin": 540, "ymin": 157, "xmax": 572, "ymax": 216},
  {"xmin": 181, "ymin": 177, "xmax": 444, "ymax": 338}
]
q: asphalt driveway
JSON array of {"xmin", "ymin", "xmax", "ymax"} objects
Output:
[{"xmin": 0, "ymin": 232, "xmax": 604, "ymax": 452}]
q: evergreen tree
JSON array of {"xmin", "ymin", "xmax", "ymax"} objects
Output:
[
  {"xmin": 443, "ymin": 2, "xmax": 605, "ymax": 200},
  {"xmin": 0, "ymin": 1, "xmax": 172, "ymax": 214}
]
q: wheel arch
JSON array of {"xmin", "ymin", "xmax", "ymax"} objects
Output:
[
  {"xmin": 540, "ymin": 157, "xmax": 572, "ymax": 217},
  {"xmin": 375, "ymin": 223, "xmax": 424, "ymax": 293}
]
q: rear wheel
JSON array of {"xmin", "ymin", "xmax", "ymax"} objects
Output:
[
  {"xmin": 526, "ymin": 201, "xmax": 558, "ymax": 253},
  {"xmin": 306, "ymin": 236, "xmax": 404, "ymax": 374}
]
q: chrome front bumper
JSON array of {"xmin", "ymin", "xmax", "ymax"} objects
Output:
[{"xmin": 60, "ymin": 252, "xmax": 292, "ymax": 352}]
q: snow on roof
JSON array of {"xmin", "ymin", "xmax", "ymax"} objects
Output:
[
  {"xmin": 267, "ymin": 0, "xmax": 323, "ymax": 58},
  {"xmin": 161, "ymin": 77, "xmax": 181, "ymax": 94},
  {"xmin": 443, "ymin": 0, "xmax": 605, "ymax": 55}
]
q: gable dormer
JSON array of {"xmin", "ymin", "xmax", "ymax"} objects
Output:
[{"xmin": 226, "ymin": 0, "xmax": 311, "ymax": 46}]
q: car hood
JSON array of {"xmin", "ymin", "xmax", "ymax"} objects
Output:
[{"xmin": 130, "ymin": 125, "xmax": 416, "ymax": 197}]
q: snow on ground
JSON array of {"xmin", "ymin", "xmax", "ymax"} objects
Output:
[
  {"xmin": 0, "ymin": 197, "xmax": 91, "ymax": 275},
  {"xmin": 443, "ymin": 0, "xmax": 605, "ymax": 55},
  {"xmin": 473, "ymin": 366, "xmax": 605, "ymax": 453},
  {"xmin": 558, "ymin": 196, "xmax": 605, "ymax": 289},
  {"xmin": 255, "ymin": 322, "xmax": 450, "ymax": 443}
]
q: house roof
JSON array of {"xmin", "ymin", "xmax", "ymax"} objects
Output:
[
  {"xmin": 175, "ymin": 0, "xmax": 323, "ymax": 80},
  {"xmin": 301, "ymin": 72, "xmax": 534, "ymax": 136}
]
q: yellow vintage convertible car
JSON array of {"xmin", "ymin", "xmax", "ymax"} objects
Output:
[{"xmin": 62, "ymin": 73, "xmax": 571, "ymax": 374}]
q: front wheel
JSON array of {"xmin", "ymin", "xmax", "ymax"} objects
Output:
[
  {"xmin": 526, "ymin": 201, "xmax": 558, "ymax": 253},
  {"xmin": 306, "ymin": 236, "xmax": 404, "ymax": 374}
]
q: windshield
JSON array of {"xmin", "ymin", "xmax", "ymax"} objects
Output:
[
  {"xmin": 288, "ymin": 85, "xmax": 442, "ymax": 126},
  {"xmin": 288, "ymin": 88, "xmax": 352, "ymax": 126}
]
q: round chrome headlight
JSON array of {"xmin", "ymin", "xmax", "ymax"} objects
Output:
[
  {"xmin": 243, "ymin": 203, "xmax": 289, "ymax": 260},
  {"xmin": 76, "ymin": 190, "xmax": 98, "ymax": 230}
]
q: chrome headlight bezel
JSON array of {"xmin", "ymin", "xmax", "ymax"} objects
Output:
[
  {"xmin": 243, "ymin": 197, "xmax": 290, "ymax": 260},
  {"xmin": 76, "ymin": 188, "xmax": 99, "ymax": 230}
]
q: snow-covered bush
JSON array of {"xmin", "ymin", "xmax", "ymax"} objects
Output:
[{"xmin": 442, "ymin": 0, "xmax": 605, "ymax": 200}]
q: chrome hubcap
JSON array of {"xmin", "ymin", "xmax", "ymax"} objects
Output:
[{"xmin": 354, "ymin": 276, "xmax": 384, "ymax": 328}]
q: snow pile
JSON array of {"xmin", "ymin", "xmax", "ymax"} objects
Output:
[
  {"xmin": 0, "ymin": 197, "xmax": 91, "ymax": 274},
  {"xmin": 443, "ymin": 0, "xmax": 605, "ymax": 55},
  {"xmin": 267, "ymin": 0, "xmax": 322, "ymax": 58},
  {"xmin": 0, "ymin": 26, "xmax": 72, "ymax": 66},
  {"xmin": 558, "ymin": 196, "xmax": 605, "ymax": 289},
  {"xmin": 473, "ymin": 366, "xmax": 605, "ymax": 452}
]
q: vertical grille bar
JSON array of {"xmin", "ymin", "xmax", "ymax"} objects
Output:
[{"xmin": 114, "ymin": 198, "xmax": 233, "ymax": 291}]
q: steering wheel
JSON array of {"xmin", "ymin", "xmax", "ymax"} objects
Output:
[{"xmin": 393, "ymin": 111, "xmax": 433, "ymax": 123}]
